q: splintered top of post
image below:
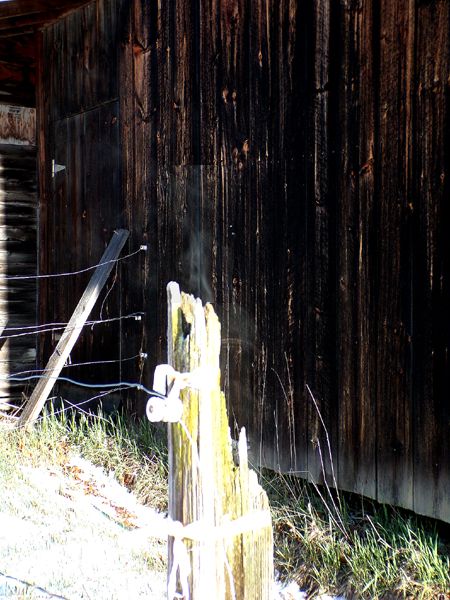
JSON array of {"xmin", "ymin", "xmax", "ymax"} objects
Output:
[
  {"xmin": 167, "ymin": 281, "xmax": 221, "ymax": 370},
  {"xmin": 167, "ymin": 281, "xmax": 182, "ymax": 306}
]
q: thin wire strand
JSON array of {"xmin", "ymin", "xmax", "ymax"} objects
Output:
[
  {"xmin": 1, "ymin": 247, "xmax": 144, "ymax": 282},
  {"xmin": 0, "ymin": 313, "xmax": 143, "ymax": 341},
  {"xmin": 12, "ymin": 390, "xmax": 122, "ymax": 429},
  {"xmin": 2, "ymin": 312, "xmax": 143, "ymax": 333},
  {"xmin": 0, "ymin": 571, "xmax": 69, "ymax": 600},
  {"xmin": 5, "ymin": 354, "xmax": 142, "ymax": 379},
  {"xmin": 63, "ymin": 353, "xmax": 142, "ymax": 370},
  {"xmin": 42, "ymin": 389, "xmax": 123, "ymax": 423},
  {"xmin": 99, "ymin": 262, "xmax": 118, "ymax": 322},
  {"xmin": 5, "ymin": 374, "xmax": 165, "ymax": 399},
  {"xmin": 2, "ymin": 322, "xmax": 69, "ymax": 332}
]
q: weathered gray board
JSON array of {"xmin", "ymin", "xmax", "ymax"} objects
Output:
[
  {"xmin": 0, "ymin": 105, "xmax": 36, "ymax": 146},
  {"xmin": 19, "ymin": 228, "xmax": 129, "ymax": 426}
]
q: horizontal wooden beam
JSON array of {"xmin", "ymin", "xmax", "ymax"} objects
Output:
[
  {"xmin": 0, "ymin": 12, "xmax": 62, "ymax": 32},
  {"xmin": 0, "ymin": 1, "xmax": 88, "ymax": 20},
  {"xmin": 0, "ymin": 1, "xmax": 91, "ymax": 37}
]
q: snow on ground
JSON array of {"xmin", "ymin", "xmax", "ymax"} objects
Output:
[
  {"xmin": 275, "ymin": 580, "xmax": 346, "ymax": 600},
  {"xmin": 0, "ymin": 456, "xmax": 167, "ymax": 599},
  {"xmin": 0, "ymin": 455, "xmax": 345, "ymax": 599}
]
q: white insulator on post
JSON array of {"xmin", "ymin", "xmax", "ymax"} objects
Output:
[{"xmin": 146, "ymin": 395, "xmax": 183, "ymax": 423}]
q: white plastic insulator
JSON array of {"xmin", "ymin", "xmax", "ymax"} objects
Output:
[
  {"xmin": 146, "ymin": 396, "xmax": 183, "ymax": 423},
  {"xmin": 153, "ymin": 364, "xmax": 177, "ymax": 394},
  {"xmin": 140, "ymin": 245, "xmax": 148, "ymax": 251},
  {"xmin": 145, "ymin": 364, "xmax": 187, "ymax": 424}
]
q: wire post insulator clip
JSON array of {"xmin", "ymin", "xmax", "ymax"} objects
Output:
[{"xmin": 146, "ymin": 364, "xmax": 185, "ymax": 423}]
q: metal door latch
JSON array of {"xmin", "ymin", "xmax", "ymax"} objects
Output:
[{"xmin": 52, "ymin": 159, "xmax": 66, "ymax": 178}]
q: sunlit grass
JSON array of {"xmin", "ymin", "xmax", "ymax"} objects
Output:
[
  {"xmin": 263, "ymin": 470, "xmax": 450, "ymax": 599},
  {"xmin": 1, "ymin": 408, "xmax": 449, "ymax": 599},
  {"xmin": 0, "ymin": 404, "xmax": 168, "ymax": 512}
]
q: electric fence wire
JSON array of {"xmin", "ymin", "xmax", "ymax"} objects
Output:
[
  {"xmin": 7, "ymin": 378, "xmax": 165, "ymax": 429},
  {"xmin": 0, "ymin": 245, "xmax": 153, "ymax": 426},
  {"xmin": 0, "ymin": 312, "xmax": 144, "ymax": 341},
  {"xmin": 1, "ymin": 246, "xmax": 144, "ymax": 282},
  {"xmin": 36, "ymin": 388, "xmax": 125, "ymax": 424},
  {"xmin": 4, "ymin": 353, "xmax": 143, "ymax": 379},
  {"xmin": 2, "ymin": 388, "xmax": 127, "ymax": 424},
  {"xmin": 2, "ymin": 321, "xmax": 72, "ymax": 331},
  {"xmin": 5, "ymin": 374, "xmax": 165, "ymax": 399}
]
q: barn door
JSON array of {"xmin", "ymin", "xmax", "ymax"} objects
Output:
[
  {"xmin": 44, "ymin": 101, "xmax": 122, "ymax": 394},
  {"xmin": 38, "ymin": 1, "xmax": 124, "ymax": 404}
]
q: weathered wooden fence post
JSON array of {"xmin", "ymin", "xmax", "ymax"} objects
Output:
[{"xmin": 165, "ymin": 281, "xmax": 273, "ymax": 599}]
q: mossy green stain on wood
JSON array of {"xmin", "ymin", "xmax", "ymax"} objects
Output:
[{"xmin": 166, "ymin": 282, "xmax": 273, "ymax": 599}]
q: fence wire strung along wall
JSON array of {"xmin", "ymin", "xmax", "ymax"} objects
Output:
[
  {"xmin": 38, "ymin": 0, "xmax": 450, "ymax": 522},
  {"xmin": 0, "ymin": 243, "xmax": 151, "ymax": 422}
]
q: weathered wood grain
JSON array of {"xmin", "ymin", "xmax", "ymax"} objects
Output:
[
  {"xmin": 35, "ymin": 0, "xmax": 450, "ymax": 523},
  {"xmin": 413, "ymin": 0, "xmax": 450, "ymax": 523},
  {"xmin": 336, "ymin": 0, "xmax": 378, "ymax": 499},
  {"xmin": 40, "ymin": 1, "xmax": 124, "ymax": 390},
  {"xmin": 167, "ymin": 281, "xmax": 273, "ymax": 599},
  {"xmin": 376, "ymin": 0, "xmax": 413, "ymax": 509}
]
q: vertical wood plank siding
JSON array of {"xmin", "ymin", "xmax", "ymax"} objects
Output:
[
  {"xmin": 413, "ymin": 0, "xmax": 450, "ymax": 523},
  {"xmin": 40, "ymin": 0, "xmax": 123, "ymax": 391},
  {"xmin": 40, "ymin": 0, "xmax": 450, "ymax": 522}
]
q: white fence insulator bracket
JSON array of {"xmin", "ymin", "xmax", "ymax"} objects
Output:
[
  {"xmin": 146, "ymin": 364, "xmax": 184, "ymax": 423},
  {"xmin": 146, "ymin": 365, "xmax": 218, "ymax": 424}
]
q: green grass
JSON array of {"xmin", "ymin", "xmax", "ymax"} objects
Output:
[
  {"xmin": 1, "ymin": 408, "xmax": 449, "ymax": 599},
  {"xmin": 0, "ymin": 405, "xmax": 168, "ymax": 512},
  {"xmin": 263, "ymin": 470, "xmax": 450, "ymax": 599}
]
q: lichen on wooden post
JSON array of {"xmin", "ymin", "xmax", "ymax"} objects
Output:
[{"xmin": 166, "ymin": 281, "xmax": 273, "ymax": 600}]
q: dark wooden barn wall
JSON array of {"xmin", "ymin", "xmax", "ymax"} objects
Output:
[
  {"xmin": 39, "ymin": 0, "xmax": 450, "ymax": 523},
  {"xmin": 39, "ymin": 0, "xmax": 124, "ymax": 389},
  {"xmin": 0, "ymin": 143, "xmax": 37, "ymax": 404},
  {"xmin": 0, "ymin": 35, "xmax": 37, "ymax": 107}
]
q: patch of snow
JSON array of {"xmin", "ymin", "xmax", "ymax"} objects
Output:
[
  {"xmin": 274, "ymin": 578, "xmax": 347, "ymax": 600},
  {"xmin": 0, "ymin": 456, "xmax": 167, "ymax": 599},
  {"xmin": 0, "ymin": 455, "xmax": 348, "ymax": 600}
]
